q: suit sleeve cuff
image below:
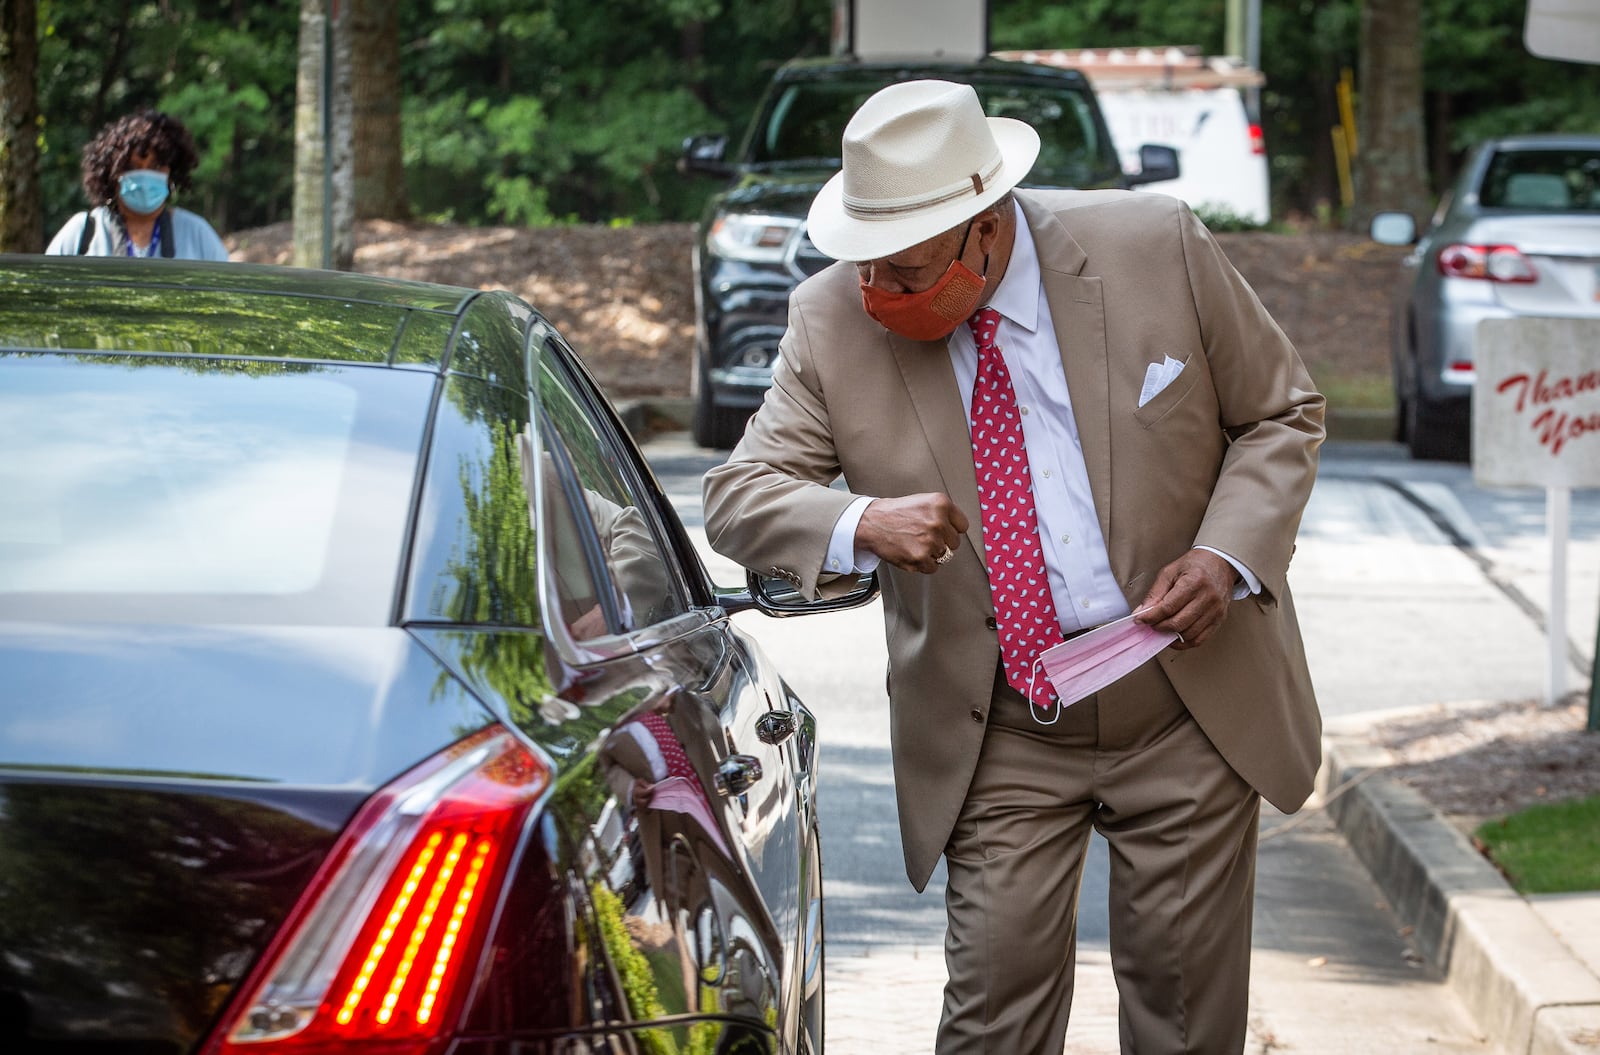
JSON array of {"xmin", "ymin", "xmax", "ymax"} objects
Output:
[{"xmin": 826, "ymin": 496, "xmax": 881, "ymax": 575}]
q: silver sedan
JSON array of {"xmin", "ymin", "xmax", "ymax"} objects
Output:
[{"xmin": 1372, "ymin": 133, "xmax": 1600, "ymax": 460}]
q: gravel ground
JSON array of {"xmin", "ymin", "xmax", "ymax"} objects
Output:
[{"xmin": 1369, "ymin": 695, "xmax": 1600, "ymax": 832}]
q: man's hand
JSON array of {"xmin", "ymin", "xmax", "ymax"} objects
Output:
[
  {"xmin": 857, "ymin": 493, "xmax": 970, "ymax": 574},
  {"xmin": 1135, "ymin": 548, "xmax": 1237, "ymax": 650}
]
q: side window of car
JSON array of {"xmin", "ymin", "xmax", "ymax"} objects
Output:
[{"xmin": 531, "ymin": 327, "xmax": 688, "ymax": 638}]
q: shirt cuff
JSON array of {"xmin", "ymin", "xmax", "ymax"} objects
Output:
[
  {"xmin": 1196, "ymin": 545, "xmax": 1260, "ymax": 599},
  {"xmin": 826, "ymin": 495, "xmax": 881, "ymax": 575}
]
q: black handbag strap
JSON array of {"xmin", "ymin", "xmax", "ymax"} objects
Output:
[{"xmin": 75, "ymin": 212, "xmax": 95, "ymax": 255}]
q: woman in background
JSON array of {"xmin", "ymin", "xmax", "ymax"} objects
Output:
[{"xmin": 46, "ymin": 110, "xmax": 229, "ymax": 260}]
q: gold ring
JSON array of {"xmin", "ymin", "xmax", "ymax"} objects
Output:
[{"xmin": 935, "ymin": 546, "xmax": 954, "ymax": 565}]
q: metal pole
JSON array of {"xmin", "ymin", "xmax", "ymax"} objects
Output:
[
  {"xmin": 1548, "ymin": 485, "xmax": 1570, "ymax": 707},
  {"xmin": 1245, "ymin": 0, "xmax": 1262, "ymax": 123},
  {"xmin": 1225, "ymin": 0, "xmax": 1244, "ymax": 60}
]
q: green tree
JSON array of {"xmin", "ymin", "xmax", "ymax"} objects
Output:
[
  {"xmin": 0, "ymin": 0, "xmax": 41, "ymax": 251},
  {"xmin": 1354, "ymin": 0, "xmax": 1430, "ymax": 228}
]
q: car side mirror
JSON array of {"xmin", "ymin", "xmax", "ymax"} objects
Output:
[
  {"xmin": 680, "ymin": 133, "xmax": 731, "ymax": 177},
  {"xmin": 1369, "ymin": 211, "xmax": 1417, "ymax": 246},
  {"xmin": 1125, "ymin": 144, "xmax": 1180, "ymax": 187},
  {"xmin": 715, "ymin": 569, "xmax": 879, "ymax": 617}
]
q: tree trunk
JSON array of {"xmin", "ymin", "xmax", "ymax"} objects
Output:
[
  {"xmin": 349, "ymin": 0, "xmax": 407, "ymax": 219},
  {"xmin": 0, "ymin": 0, "xmax": 41, "ymax": 253},
  {"xmin": 1352, "ymin": 0, "xmax": 1431, "ymax": 230},
  {"xmin": 293, "ymin": 0, "xmax": 354, "ymax": 270}
]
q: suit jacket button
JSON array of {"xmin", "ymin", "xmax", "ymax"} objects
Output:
[
  {"xmin": 984, "ymin": 617, "xmax": 997, "ymax": 631},
  {"xmin": 970, "ymin": 709, "xmax": 984, "ymax": 723}
]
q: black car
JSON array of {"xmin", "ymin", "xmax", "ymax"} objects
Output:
[
  {"xmin": 0, "ymin": 256, "xmax": 874, "ymax": 1053},
  {"xmin": 681, "ymin": 55, "xmax": 1179, "ymax": 448}
]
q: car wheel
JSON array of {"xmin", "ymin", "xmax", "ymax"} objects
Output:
[
  {"xmin": 798, "ymin": 824, "xmax": 825, "ymax": 1055},
  {"xmin": 1406, "ymin": 365, "xmax": 1468, "ymax": 461},
  {"xmin": 692, "ymin": 362, "xmax": 748, "ymax": 449}
]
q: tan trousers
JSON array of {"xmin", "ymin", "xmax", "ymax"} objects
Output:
[{"xmin": 936, "ymin": 660, "xmax": 1261, "ymax": 1055}]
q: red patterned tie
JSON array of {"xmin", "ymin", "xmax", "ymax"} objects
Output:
[{"xmin": 967, "ymin": 307, "xmax": 1062, "ymax": 710}]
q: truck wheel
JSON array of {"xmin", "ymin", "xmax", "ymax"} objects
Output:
[{"xmin": 692, "ymin": 369, "xmax": 746, "ymax": 449}]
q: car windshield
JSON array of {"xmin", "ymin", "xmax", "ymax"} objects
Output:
[
  {"xmin": 0, "ymin": 353, "xmax": 432, "ymax": 625},
  {"xmin": 747, "ymin": 74, "xmax": 1118, "ymax": 187},
  {"xmin": 1479, "ymin": 147, "xmax": 1600, "ymax": 211}
]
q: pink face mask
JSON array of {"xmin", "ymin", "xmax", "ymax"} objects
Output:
[{"xmin": 1030, "ymin": 611, "xmax": 1179, "ymax": 724}]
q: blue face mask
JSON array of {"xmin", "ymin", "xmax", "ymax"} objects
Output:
[{"xmin": 118, "ymin": 169, "xmax": 170, "ymax": 215}]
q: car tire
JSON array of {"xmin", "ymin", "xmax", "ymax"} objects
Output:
[
  {"xmin": 692, "ymin": 363, "xmax": 748, "ymax": 449},
  {"xmin": 1406, "ymin": 366, "xmax": 1468, "ymax": 461}
]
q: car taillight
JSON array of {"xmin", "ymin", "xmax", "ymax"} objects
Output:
[
  {"xmin": 1248, "ymin": 123, "xmax": 1266, "ymax": 156},
  {"xmin": 202, "ymin": 725, "xmax": 551, "ymax": 1054},
  {"xmin": 1437, "ymin": 243, "xmax": 1538, "ymax": 283}
]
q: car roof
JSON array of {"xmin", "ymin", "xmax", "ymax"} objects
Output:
[
  {"xmin": 773, "ymin": 54, "xmax": 1093, "ymax": 90},
  {"xmin": 0, "ymin": 255, "xmax": 526, "ymax": 375},
  {"xmin": 1478, "ymin": 133, "xmax": 1600, "ymax": 151}
]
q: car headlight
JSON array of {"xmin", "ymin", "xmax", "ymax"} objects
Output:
[{"xmin": 708, "ymin": 213, "xmax": 801, "ymax": 263}]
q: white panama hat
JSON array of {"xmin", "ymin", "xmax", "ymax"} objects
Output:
[{"xmin": 806, "ymin": 79, "xmax": 1040, "ymax": 263}]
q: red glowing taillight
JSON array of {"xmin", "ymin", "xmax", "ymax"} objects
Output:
[
  {"xmin": 1437, "ymin": 243, "xmax": 1538, "ymax": 283},
  {"xmin": 1248, "ymin": 123, "xmax": 1266, "ymax": 156},
  {"xmin": 202, "ymin": 725, "xmax": 550, "ymax": 1053}
]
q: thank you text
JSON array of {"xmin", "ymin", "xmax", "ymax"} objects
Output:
[{"xmin": 1475, "ymin": 318, "xmax": 1600, "ymax": 489}]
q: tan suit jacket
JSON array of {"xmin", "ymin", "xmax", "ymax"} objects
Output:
[{"xmin": 704, "ymin": 190, "xmax": 1325, "ymax": 889}]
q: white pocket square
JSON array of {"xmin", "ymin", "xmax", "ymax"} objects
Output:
[{"xmin": 1138, "ymin": 356, "xmax": 1186, "ymax": 408}]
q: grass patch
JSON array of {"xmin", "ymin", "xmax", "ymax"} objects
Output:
[
  {"xmin": 1475, "ymin": 794, "xmax": 1600, "ymax": 894},
  {"xmin": 1312, "ymin": 370, "xmax": 1395, "ymax": 413}
]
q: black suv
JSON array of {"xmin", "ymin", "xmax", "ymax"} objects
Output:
[{"xmin": 681, "ymin": 55, "xmax": 1179, "ymax": 448}]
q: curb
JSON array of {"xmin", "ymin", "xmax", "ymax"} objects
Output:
[{"xmin": 1319, "ymin": 721, "xmax": 1600, "ymax": 1055}]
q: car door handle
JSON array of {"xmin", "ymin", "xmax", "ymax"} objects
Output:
[
  {"xmin": 715, "ymin": 754, "xmax": 764, "ymax": 797},
  {"xmin": 755, "ymin": 710, "xmax": 797, "ymax": 745}
]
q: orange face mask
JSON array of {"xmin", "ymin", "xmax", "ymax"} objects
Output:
[{"xmin": 859, "ymin": 223, "xmax": 988, "ymax": 341}]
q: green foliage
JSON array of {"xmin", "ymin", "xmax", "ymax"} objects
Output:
[
  {"xmin": 1475, "ymin": 794, "xmax": 1600, "ymax": 894},
  {"xmin": 1194, "ymin": 203, "xmax": 1268, "ymax": 232}
]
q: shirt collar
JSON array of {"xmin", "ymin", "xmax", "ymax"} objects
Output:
[{"xmin": 984, "ymin": 199, "xmax": 1041, "ymax": 335}]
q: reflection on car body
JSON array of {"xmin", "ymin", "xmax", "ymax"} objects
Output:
[
  {"xmin": 0, "ymin": 257, "xmax": 870, "ymax": 1053},
  {"xmin": 1370, "ymin": 133, "xmax": 1600, "ymax": 461}
]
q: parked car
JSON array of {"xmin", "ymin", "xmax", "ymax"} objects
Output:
[
  {"xmin": 681, "ymin": 55, "xmax": 1179, "ymax": 448},
  {"xmin": 0, "ymin": 256, "xmax": 874, "ymax": 1053},
  {"xmin": 1371, "ymin": 133, "xmax": 1600, "ymax": 460}
]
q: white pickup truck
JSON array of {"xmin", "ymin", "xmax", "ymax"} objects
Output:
[{"xmin": 996, "ymin": 46, "xmax": 1272, "ymax": 226}]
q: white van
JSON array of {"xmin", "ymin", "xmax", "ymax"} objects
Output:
[{"xmin": 996, "ymin": 47, "xmax": 1272, "ymax": 225}]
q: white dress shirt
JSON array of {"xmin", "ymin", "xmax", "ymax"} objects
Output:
[{"xmin": 826, "ymin": 201, "xmax": 1256, "ymax": 632}]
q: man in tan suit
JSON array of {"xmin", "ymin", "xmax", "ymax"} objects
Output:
[{"xmin": 703, "ymin": 80, "xmax": 1324, "ymax": 1054}]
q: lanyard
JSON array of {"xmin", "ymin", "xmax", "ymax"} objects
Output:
[{"xmin": 124, "ymin": 215, "xmax": 163, "ymax": 258}]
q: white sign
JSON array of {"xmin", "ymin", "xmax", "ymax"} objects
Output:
[
  {"xmin": 841, "ymin": 0, "xmax": 987, "ymax": 61},
  {"xmin": 1474, "ymin": 317, "xmax": 1600, "ymax": 489},
  {"xmin": 1525, "ymin": 0, "xmax": 1600, "ymax": 65}
]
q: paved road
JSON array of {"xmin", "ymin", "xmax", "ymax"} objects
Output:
[{"xmin": 644, "ymin": 432, "xmax": 1600, "ymax": 1053}]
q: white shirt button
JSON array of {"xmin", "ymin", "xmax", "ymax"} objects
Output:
[
  {"xmin": 829, "ymin": 558, "xmax": 840, "ymax": 569},
  {"xmin": 1041, "ymin": 468, "xmax": 1052, "ymax": 479},
  {"xmin": 1020, "ymin": 405, "xmax": 1030, "ymax": 416},
  {"xmin": 1081, "ymin": 599, "xmax": 1091, "ymax": 609},
  {"xmin": 1061, "ymin": 534, "xmax": 1071, "ymax": 544}
]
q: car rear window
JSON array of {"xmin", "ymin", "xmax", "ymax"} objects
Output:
[
  {"xmin": 1480, "ymin": 148, "xmax": 1600, "ymax": 211},
  {"xmin": 751, "ymin": 74, "xmax": 1118, "ymax": 187},
  {"xmin": 0, "ymin": 353, "xmax": 431, "ymax": 624}
]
